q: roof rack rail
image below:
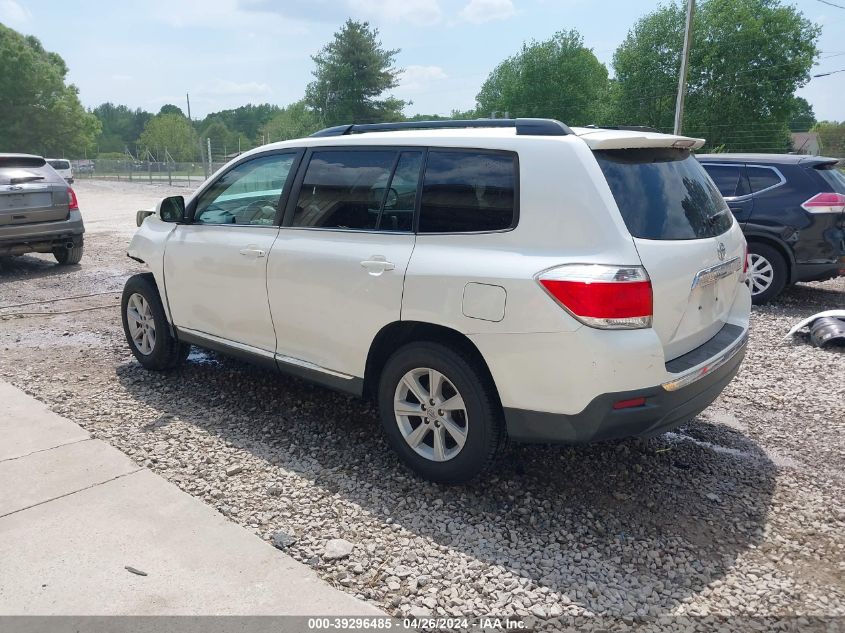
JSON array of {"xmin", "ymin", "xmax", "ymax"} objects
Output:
[
  {"xmin": 583, "ymin": 124, "xmax": 662, "ymax": 134},
  {"xmin": 309, "ymin": 118, "xmax": 573, "ymax": 138}
]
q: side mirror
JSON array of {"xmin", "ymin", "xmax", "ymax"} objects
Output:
[{"xmin": 157, "ymin": 196, "xmax": 186, "ymax": 223}]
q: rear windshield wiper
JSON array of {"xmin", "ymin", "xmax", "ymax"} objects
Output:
[{"xmin": 8, "ymin": 176, "xmax": 45, "ymax": 185}]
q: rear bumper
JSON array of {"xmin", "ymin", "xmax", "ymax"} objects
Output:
[
  {"xmin": 504, "ymin": 329, "xmax": 748, "ymax": 444},
  {"xmin": 0, "ymin": 211, "xmax": 84, "ymax": 255}
]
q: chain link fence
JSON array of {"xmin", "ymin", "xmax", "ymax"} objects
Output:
[{"xmin": 69, "ymin": 159, "xmax": 234, "ymax": 187}]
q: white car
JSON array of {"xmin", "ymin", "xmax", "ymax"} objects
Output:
[
  {"xmin": 123, "ymin": 119, "xmax": 751, "ymax": 483},
  {"xmin": 46, "ymin": 158, "xmax": 73, "ymax": 183}
]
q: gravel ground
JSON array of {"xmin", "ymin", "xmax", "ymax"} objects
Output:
[{"xmin": 1, "ymin": 180, "xmax": 843, "ymax": 629}]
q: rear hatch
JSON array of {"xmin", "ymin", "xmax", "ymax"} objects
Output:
[
  {"xmin": 587, "ymin": 137, "xmax": 745, "ymax": 361},
  {"xmin": 0, "ymin": 156, "xmax": 70, "ymax": 226}
]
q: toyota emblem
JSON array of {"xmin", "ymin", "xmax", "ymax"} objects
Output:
[{"xmin": 717, "ymin": 242, "xmax": 726, "ymax": 261}]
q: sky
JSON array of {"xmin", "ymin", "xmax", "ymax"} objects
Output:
[{"xmin": 1, "ymin": 0, "xmax": 843, "ymax": 122}]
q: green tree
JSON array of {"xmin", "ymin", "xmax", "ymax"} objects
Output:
[
  {"xmin": 476, "ymin": 30, "xmax": 609, "ymax": 126},
  {"xmin": 813, "ymin": 121, "xmax": 845, "ymax": 158},
  {"xmin": 0, "ymin": 24, "xmax": 100, "ymax": 156},
  {"xmin": 260, "ymin": 101, "xmax": 320, "ymax": 142},
  {"xmin": 92, "ymin": 103, "xmax": 152, "ymax": 154},
  {"xmin": 196, "ymin": 104, "xmax": 280, "ymax": 147},
  {"xmin": 611, "ymin": 0, "xmax": 820, "ymax": 152},
  {"xmin": 305, "ymin": 19, "xmax": 406, "ymax": 126},
  {"xmin": 200, "ymin": 117, "xmax": 236, "ymax": 155},
  {"xmin": 789, "ymin": 96, "xmax": 816, "ymax": 132},
  {"xmin": 159, "ymin": 104, "xmax": 185, "ymax": 117},
  {"xmin": 139, "ymin": 113, "xmax": 197, "ymax": 161}
]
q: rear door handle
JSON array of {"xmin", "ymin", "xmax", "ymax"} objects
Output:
[
  {"xmin": 239, "ymin": 246, "xmax": 266, "ymax": 258},
  {"xmin": 360, "ymin": 255, "xmax": 395, "ymax": 275}
]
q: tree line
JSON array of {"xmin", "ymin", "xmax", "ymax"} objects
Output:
[{"xmin": 2, "ymin": 0, "xmax": 842, "ymax": 161}]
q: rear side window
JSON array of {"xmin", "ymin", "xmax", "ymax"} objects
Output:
[
  {"xmin": 419, "ymin": 151, "xmax": 517, "ymax": 233},
  {"xmin": 594, "ymin": 148, "xmax": 733, "ymax": 240},
  {"xmin": 292, "ymin": 150, "xmax": 398, "ymax": 230},
  {"xmin": 701, "ymin": 164, "xmax": 750, "ymax": 198},
  {"xmin": 48, "ymin": 160, "xmax": 71, "ymax": 170},
  {"xmin": 747, "ymin": 166, "xmax": 783, "ymax": 193}
]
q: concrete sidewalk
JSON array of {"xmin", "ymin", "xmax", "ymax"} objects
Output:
[{"xmin": 0, "ymin": 381, "xmax": 383, "ymax": 616}]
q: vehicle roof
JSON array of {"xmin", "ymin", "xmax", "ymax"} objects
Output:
[
  {"xmin": 696, "ymin": 153, "xmax": 840, "ymax": 165},
  {"xmin": 0, "ymin": 153, "xmax": 44, "ymax": 159},
  {"xmin": 254, "ymin": 126, "xmax": 705, "ymax": 154}
]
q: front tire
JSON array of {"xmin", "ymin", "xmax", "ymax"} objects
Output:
[
  {"xmin": 377, "ymin": 342, "xmax": 504, "ymax": 484},
  {"xmin": 121, "ymin": 273, "xmax": 190, "ymax": 370},
  {"xmin": 747, "ymin": 242, "xmax": 788, "ymax": 305},
  {"xmin": 53, "ymin": 240, "xmax": 83, "ymax": 265}
]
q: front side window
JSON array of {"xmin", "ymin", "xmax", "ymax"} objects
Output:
[
  {"xmin": 419, "ymin": 151, "xmax": 517, "ymax": 233},
  {"xmin": 292, "ymin": 150, "xmax": 399, "ymax": 230},
  {"xmin": 194, "ymin": 153, "xmax": 296, "ymax": 225}
]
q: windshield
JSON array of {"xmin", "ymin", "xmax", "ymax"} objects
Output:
[{"xmin": 594, "ymin": 148, "xmax": 733, "ymax": 240}]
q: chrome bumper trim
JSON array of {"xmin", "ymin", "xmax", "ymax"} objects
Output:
[{"xmin": 661, "ymin": 331, "xmax": 748, "ymax": 392}]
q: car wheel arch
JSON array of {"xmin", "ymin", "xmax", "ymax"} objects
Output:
[{"xmin": 363, "ymin": 321, "xmax": 500, "ymax": 405}]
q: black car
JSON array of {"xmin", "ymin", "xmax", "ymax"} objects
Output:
[{"xmin": 697, "ymin": 154, "xmax": 845, "ymax": 303}]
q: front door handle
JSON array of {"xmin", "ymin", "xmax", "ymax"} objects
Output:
[
  {"xmin": 360, "ymin": 255, "xmax": 395, "ymax": 275},
  {"xmin": 239, "ymin": 246, "xmax": 266, "ymax": 258}
]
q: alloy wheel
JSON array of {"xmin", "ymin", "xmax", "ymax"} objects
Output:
[
  {"xmin": 126, "ymin": 292, "xmax": 156, "ymax": 355},
  {"xmin": 393, "ymin": 367, "xmax": 468, "ymax": 462},
  {"xmin": 747, "ymin": 252, "xmax": 774, "ymax": 296}
]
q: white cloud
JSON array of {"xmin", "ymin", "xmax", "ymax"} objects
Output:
[
  {"xmin": 459, "ymin": 0, "xmax": 514, "ymax": 24},
  {"xmin": 197, "ymin": 79, "xmax": 273, "ymax": 96},
  {"xmin": 398, "ymin": 65, "xmax": 448, "ymax": 91},
  {"xmin": 0, "ymin": 0, "xmax": 31, "ymax": 24}
]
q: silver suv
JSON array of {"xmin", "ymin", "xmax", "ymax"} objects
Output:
[
  {"xmin": 123, "ymin": 119, "xmax": 750, "ymax": 483},
  {"xmin": 0, "ymin": 154, "xmax": 84, "ymax": 264}
]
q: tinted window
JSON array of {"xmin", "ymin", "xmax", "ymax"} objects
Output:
[
  {"xmin": 815, "ymin": 166, "xmax": 845, "ymax": 194},
  {"xmin": 704, "ymin": 165, "xmax": 742, "ymax": 198},
  {"xmin": 195, "ymin": 153, "xmax": 296, "ymax": 225},
  {"xmin": 379, "ymin": 151, "xmax": 422, "ymax": 232},
  {"xmin": 595, "ymin": 148, "xmax": 733, "ymax": 240},
  {"xmin": 747, "ymin": 167, "xmax": 782, "ymax": 193},
  {"xmin": 419, "ymin": 151, "xmax": 516, "ymax": 233},
  {"xmin": 293, "ymin": 150, "xmax": 397, "ymax": 230},
  {"xmin": 48, "ymin": 160, "xmax": 71, "ymax": 170}
]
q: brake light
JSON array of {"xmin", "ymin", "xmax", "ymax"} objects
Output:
[
  {"xmin": 742, "ymin": 242, "xmax": 748, "ymax": 277},
  {"xmin": 67, "ymin": 187, "xmax": 79, "ymax": 212},
  {"xmin": 537, "ymin": 264, "xmax": 652, "ymax": 329},
  {"xmin": 801, "ymin": 192, "xmax": 845, "ymax": 214}
]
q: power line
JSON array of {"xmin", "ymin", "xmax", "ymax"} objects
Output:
[
  {"xmin": 813, "ymin": 68, "xmax": 845, "ymax": 76},
  {"xmin": 816, "ymin": 0, "xmax": 845, "ymax": 9}
]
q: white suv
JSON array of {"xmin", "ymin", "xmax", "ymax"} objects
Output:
[{"xmin": 123, "ymin": 119, "xmax": 750, "ymax": 483}]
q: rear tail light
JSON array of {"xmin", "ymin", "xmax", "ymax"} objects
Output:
[
  {"xmin": 536, "ymin": 264, "xmax": 652, "ymax": 329},
  {"xmin": 613, "ymin": 397, "xmax": 647, "ymax": 410},
  {"xmin": 801, "ymin": 192, "xmax": 845, "ymax": 214},
  {"xmin": 67, "ymin": 187, "xmax": 79, "ymax": 212},
  {"xmin": 741, "ymin": 242, "xmax": 749, "ymax": 281}
]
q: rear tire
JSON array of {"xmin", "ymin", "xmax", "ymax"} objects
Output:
[
  {"xmin": 377, "ymin": 341, "xmax": 504, "ymax": 484},
  {"xmin": 53, "ymin": 241, "xmax": 84, "ymax": 265},
  {"xmin": 747, "ymin": 242, "xmax": 787, "ymax": 305},
  {"xmin": 121, "ymin": 273, "xmax": 190, "ymax": 370}
]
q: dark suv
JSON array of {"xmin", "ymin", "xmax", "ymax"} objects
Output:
[
  {"xmin": 0, "ymin": 154, "xmax": 84, "ymax": 265},
  {"xmin": 697, "ymin": 154, "xmax": 845, "ymax": 303}
]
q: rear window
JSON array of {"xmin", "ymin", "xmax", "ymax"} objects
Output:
[
  {"xmin": 419, "ymin": 150, "xmax": 517, "ymax": 233},
  {"xmin": 0, "ymin": 156, "xmax": 46, "ymax": 168},
  {"xmin": 594, "ymin": 148, "xmax": 733, "ymax": 240},
  {"xmin": 48, "ymin": 159, "xmax": 71, "ymax": 170},
  {"xmin": 815, "ymin": 165, "xmax": 845, "ymax": 193}
]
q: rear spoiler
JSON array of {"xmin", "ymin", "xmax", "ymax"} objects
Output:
[
  {"xmin": 798, "ymin": 156, "xmax": 840, "ymax": 168},
  {"xmin": 575, "ymin": 128, "xmax": 705, "ymax": 151}
]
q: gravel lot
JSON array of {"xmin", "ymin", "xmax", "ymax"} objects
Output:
[{"xmin": 1, "ymin": 180, "xmax": 843, "ymax": 628}]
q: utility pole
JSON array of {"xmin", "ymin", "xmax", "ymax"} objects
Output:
[
  {"xmin": 674, "ymin": 0, "xmax": 695, "ymax": 135},
  {"xmin": 186, "ymin": 93, "xmax": 192, "ymax": 121}
]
